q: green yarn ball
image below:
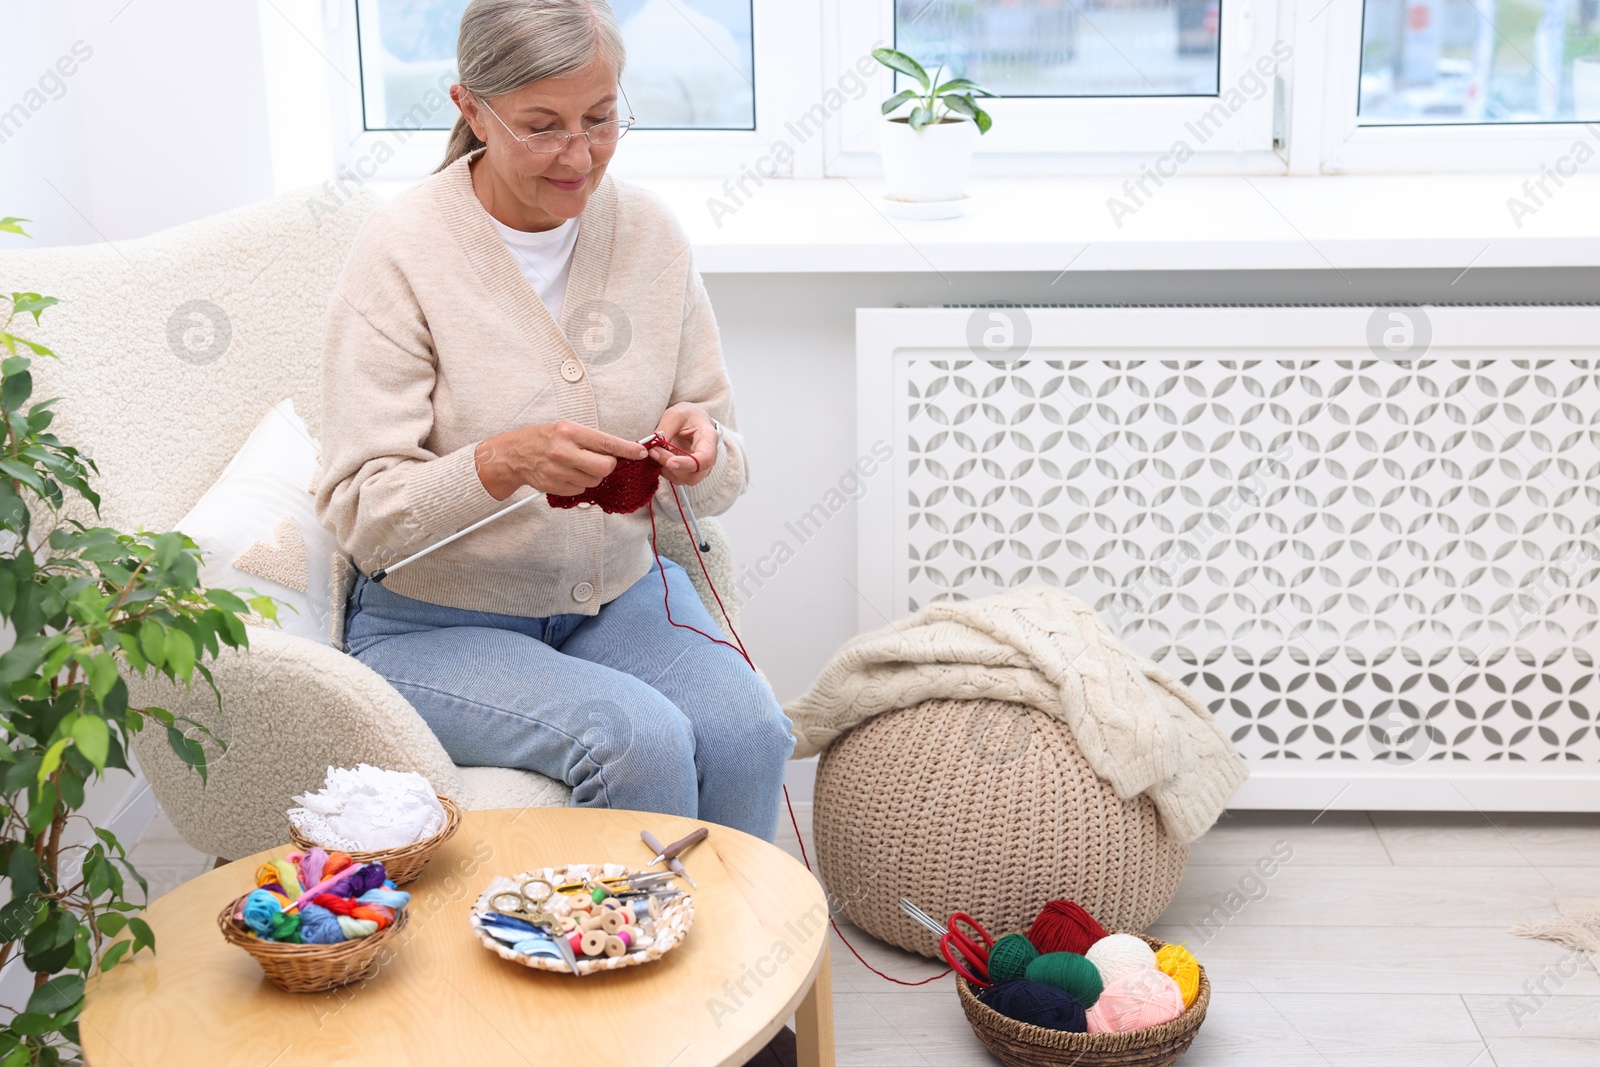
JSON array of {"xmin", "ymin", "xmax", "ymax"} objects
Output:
[
  {"xmin": 986, "ymin": 933, "xmax": 1041, "ymax": 984},
  {"xmin": 1024, "ymin": 951, "xmax": 1104, "ymax": 1008}
]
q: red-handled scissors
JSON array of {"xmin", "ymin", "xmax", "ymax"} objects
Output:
[{"xmin": 900, "ymin": 898, "xmax": 996, "ymax": 986}]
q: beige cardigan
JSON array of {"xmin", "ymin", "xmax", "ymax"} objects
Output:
[{"xmin": 315, "ymin": 152, "xmax": 749, "ymax": 617}]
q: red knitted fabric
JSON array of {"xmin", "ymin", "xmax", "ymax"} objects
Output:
[{"xmin": 546, "ymin": 433, "xmax": 696, "ymax": 515}]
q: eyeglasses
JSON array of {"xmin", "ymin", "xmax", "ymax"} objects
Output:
[{"xmin": 476, "ymin": 86, "xmax": 636, "ymax": 154}]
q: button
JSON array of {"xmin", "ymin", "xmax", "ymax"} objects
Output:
[
  {"xmin": 560, "ymin": 359, "xmax": 585, "ymax": 382},
  {"xmin": 572, "ymin": 581, "xmax": 594, "ymax": 603}
]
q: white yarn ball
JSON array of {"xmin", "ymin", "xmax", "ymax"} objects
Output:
[{"xmin": 1085, "ymin": 933, "xmax": 1159, "ymax": 986}]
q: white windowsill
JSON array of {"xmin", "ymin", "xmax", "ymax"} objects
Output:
[
  {"xmin": 367, "ymin": 174, "xmax": 1600, "ymax": 275},
  {"xmin": 630, "ymin": 174, "xmax": 1600, "ymax": 275}
]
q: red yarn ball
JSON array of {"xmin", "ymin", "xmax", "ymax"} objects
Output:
[{"xmin": 1027, "ymin": 900, "xmax": 1109, "ymax": 956}]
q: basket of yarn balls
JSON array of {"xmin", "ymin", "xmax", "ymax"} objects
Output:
[
  {"xmin": 217, "ymin": 845, "xmax": 413, "ymax": 993},
  {"xmin": 956, "ymin": 899, "xmax": 1210, "ymax": 1067}
]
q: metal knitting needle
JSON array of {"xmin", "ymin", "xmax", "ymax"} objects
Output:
[
  {"xmin": 371, "ymin": 430, "xmax": 701, "ymax": 583},
  {"xmin": 371, "ymin": 490, "xmax": 546, "ymax": 582},
  {"xmin": 649, "ymin": 441, "xmax": 710, "ymax": 554}
]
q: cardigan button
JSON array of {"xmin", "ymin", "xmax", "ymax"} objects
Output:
[
  {"xmin": 572, "ymin": 581, "xmax": 595, "ymax": 603},
  {"xmin": 560, "ymin": 359, "xmax": 585, "ymax": 383}
]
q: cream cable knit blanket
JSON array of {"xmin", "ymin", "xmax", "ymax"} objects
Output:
[{"xmin": 786, "ymin": 586, "xmax": 1248, "ymax": 843}]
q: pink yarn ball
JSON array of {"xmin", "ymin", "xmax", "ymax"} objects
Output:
[{"xmin": 1086, "ymin": 969, "xmax": 1186, "ymax": 1034}]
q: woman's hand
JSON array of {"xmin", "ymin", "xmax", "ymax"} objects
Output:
[
  {"xmin": 474, "ymin": 421, "xmax": 648, "ymax": 500},
  {"xmin": 650, "ymin": 402, "xmax": 718, "ymax": 487}
]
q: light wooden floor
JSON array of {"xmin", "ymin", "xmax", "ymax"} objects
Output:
[
  {"xmin": 132, "ymin": 804, "xmax": 1600, "ymax": 1065},
  {"xmin": 770, "ymin": 804, "xmax": 1600, "ymax": 1067}
]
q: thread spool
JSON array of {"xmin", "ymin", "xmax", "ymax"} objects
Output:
[
  {"xmin": 614, "ymin": 928, "xmax": 633, "ymax": 950},
  {"xmin": 603, "ymin": 935, "xmax": 628, "ymax": 958},
  {"xmin": 581, "ymin": 930, "xmax": 608, "ymax": 957},
  {"xmin": 600, "ymin": 911, "xmax": 624, "ymax": 934},
  {"xmin": 591, "ymin": 886, "xmax": 611, "ymax": 904},
  {"xmin": 566, "ymin": 931, "xmax": 584, "ymax": 957},
  {"xmin": 579, "ymin": 913, "xmax": 607, "ymax": 932}
]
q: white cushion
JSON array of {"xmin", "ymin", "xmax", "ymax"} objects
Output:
[{"xmin": 173, "ymin": 398, "xmax": 342, "ymax": 645}]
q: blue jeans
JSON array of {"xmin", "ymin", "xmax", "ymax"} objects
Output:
[{"xmin": 342, "ymin": 557, "xmax": 795, "ymax": 841}]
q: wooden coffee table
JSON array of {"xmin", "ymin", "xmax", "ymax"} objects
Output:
[{"xmin": 81, "ymin": 807, "xmax": 835, "ymax": 1066}]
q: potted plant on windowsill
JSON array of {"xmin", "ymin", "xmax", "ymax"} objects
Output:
[{"xmin": 873, "ymin": 47, "xmax": 996, "ymax": 219}]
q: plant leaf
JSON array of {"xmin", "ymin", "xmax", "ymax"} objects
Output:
[
  {"xmin": 934, "ymin": 77, "xmax": 997, "ymax": 98},
  {"xmin": 25, "ymin": 974, "xmax": 84, "ymax": 1017},
  {"xmin": 908, "ymin": 105, "xmax": 937, "ymax": 131},
  {"xmin": 880, "ymin": 88, "xmax": 919, "ymax": 116},
  {"xmin": 72, "ymin": 714, "xmax": 109, "ymax": 770},
  {"xmin": 871, "ymin": 48, "xmax": 930, "ymax": 90}
]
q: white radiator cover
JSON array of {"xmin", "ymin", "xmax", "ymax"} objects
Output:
[{"xmin": 857, "ymin": 306, "xmax": 1600, "ymax": 811}]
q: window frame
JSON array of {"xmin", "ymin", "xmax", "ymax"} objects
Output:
[
  {"xmin": 819, "ymin": 0, "xmax": 1286, "ymax": 176},
  {"xmin": 312, "ymin": 0, "xmax": 1600, "ymax": 186},
  {"xmin": 327, "ymin": 0, "xmax": 809, "ymax": 181},
  {"xmin": 1312, "ymin": 0, "xmax": 1600, "ymax": 173}
]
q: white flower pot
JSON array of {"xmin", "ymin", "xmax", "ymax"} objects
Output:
[{"xmin": 880, "ymin": 117, "xmax": 979, "ymax": 208}]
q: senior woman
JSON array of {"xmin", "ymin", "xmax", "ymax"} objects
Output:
[{"xmin": 314, "ymin": 0, "xmax": 794, "ymax": 842}]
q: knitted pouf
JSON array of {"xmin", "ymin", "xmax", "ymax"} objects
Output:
[{"xmin": 814, "ymin": 698, "xmax": 1189, "ymax": 957}]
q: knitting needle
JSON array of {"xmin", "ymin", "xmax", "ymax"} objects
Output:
[
  {"xmin": 372, "ymin": 428, "xmax": 706, "ymax": 582},
  {"xmin": 371, "ymin": 490, "xmax": 545, "ymax": 583}
]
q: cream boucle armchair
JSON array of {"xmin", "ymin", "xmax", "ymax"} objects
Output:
[{"xmin": 0, "ymin": 189, "xmax": 739, "ymax": 860}]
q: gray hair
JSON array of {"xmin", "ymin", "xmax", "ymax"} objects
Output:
[{"xmin": 438, "ymin": 0, "xmax": 627, "ymax": 172}]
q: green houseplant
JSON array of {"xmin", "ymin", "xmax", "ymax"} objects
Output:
[
  {"xmin": 872, "ymin": 47, "xmax": 996, "ymax": 214},
  {"xmin": 0, "ymin": 217, "xmax": 272, "ymax": 1066}
]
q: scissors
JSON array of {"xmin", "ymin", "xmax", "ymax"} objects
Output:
[
  {"xmin": 900, "ymin": 898, "xmax": 995, "ymax": 987},
  {"xmin": 486, "ymin": 879, "xmax": 582, "ymax": 974}
]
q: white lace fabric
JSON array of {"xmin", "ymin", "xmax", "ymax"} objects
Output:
[{"xmin": 286, "ymin": 764, "xmax": 446, "ymax": 851}]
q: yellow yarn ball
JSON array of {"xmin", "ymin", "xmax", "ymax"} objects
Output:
[{"xmin": 1154, "ymin": 943, "xmax": 1201, "ymax": 1008}]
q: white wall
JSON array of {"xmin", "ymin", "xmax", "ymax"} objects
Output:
[{"xmin": 0, "ymin": 1, "xmax": 274, "ymax": 246}]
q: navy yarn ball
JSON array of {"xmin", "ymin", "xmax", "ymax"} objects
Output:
[{"xmin": 979, "ymin": 979, "xmax": 1089, "ymax": 1033}]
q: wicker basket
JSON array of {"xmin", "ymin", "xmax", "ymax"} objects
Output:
[
  {"xmin": 217, "ymin": 893, "xmax": 412, "ymax": 993},
  {"xmin": 288, "ymin": 794, "xmax": 461, "ymax": 886},
  {"xmin": 957, "ymin": 933, "xmax": 1211, "ymax": 1067}
]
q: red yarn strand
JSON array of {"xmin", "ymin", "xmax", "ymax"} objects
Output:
[
  {"xmin": 642, "ymin": 466, "xmax": 949, "ymax": 989},
  {"xmin": 647, "ymin": 496, "xmax": 753, "ymax": 669},
  {"xmin": 781, "ymin": 783, "xmax": 954, "ymax": 988}
]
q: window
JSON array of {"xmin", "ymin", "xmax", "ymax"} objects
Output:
[
  {"xmin": 827, "ymin": 0, "xmax": 1280, "ymax": 168},
  {"xmin": 306, "ymin": 0, "xmax": 1598, "ymax": 183},
  {"xmin": 1357, "ymin": 0, "xmax": 1600, "ymax": 124},
  {"xmin": 353, "ymin": 0, "xmax": 755, "ymax": 131},
  {"xmin": 895, "ymin": 0, "xmax": 1221, "ymax": 98}
]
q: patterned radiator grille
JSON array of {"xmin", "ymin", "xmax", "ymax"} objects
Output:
[{"xmin": 898, "ymin": 355, "xmax": 1600, "ymax": 765}]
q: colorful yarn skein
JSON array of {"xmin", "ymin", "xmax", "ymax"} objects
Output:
[
  {"xmin": 1086, "ymin": 970, "xmax": 1186, "ymax": 1034},
  {"xmin": 985, "ymin": 932, "xmax": 1041, "ymax": 984},
  {"xmin": 1084, "ymin": 932, "xmax": 1159, "ymax": 986},
  {"xmin": 240, "ymin": 846, "xmax": 410, "ymax": 944},
  {"xmin": 1023, "ymin": 952, "xmax": 1104, "ymax": 1009},
  {"xmin": 1154, "ymin": 942, "xmax": 1202, "ymax": 1008},
  {"xmin": 979, "ymin": 980, "xmax": 1088, "ymax": 1033},
  {"xmin": 1026, "ymin": 899, "xmax": 1108, "ymax": 956}
]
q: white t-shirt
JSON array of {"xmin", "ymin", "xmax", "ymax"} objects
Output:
[{"xmin": 487, "ymin": 215, "xmax": 579, "ymax": 322}]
